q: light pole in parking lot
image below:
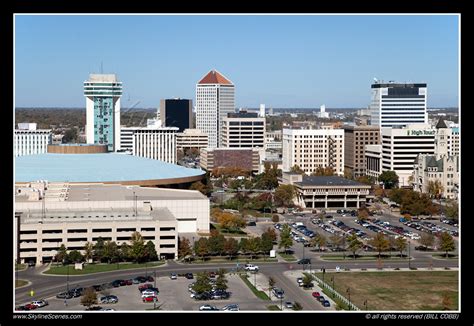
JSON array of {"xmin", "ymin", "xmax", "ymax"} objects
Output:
[
  {"xmin": 280, "ymin": 296, "xmax": 283, "ymax": 311},
  {"xmin": 346, "ymin": 287, "xmax": 351, "ymax": 311},
  {"xmin": 408, "ymin": 238, "xmax": 411, "ymax": 269},
  {"xmin": 330, "ymin": 276, "xmax": 335, "ymax": 299}
]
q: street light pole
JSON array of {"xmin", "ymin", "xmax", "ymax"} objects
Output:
[
  {"xmin": 364, "ymin": 299, "xmax": 368, "ymax": 311},
  {"xmin": 346, "ymin": 287, "xmax": 351, "ymax": 311},
  {"xmin": 67, "ymin": 263, "xmax": 70, "ymax": 292},
  {"xmin": 408, "ymin": 238, "xmax": 411, "ymax": 269},
  {"xmin": 331, "ymin": 276, "xmax": 335, "ymax": 299}
]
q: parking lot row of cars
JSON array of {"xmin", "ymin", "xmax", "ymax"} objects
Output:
[{"xmin": 403, "ymin": 220, "xmax": 458, "ymax": 237}]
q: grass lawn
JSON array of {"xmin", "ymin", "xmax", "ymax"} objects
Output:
[
  {"xmin": 211, "ymin": 224, "xmax": 248, "ymax": 237},
  {"xmin": 321, "ymin": 254, "xmax": 408, "ymax": 261},
  {"xmin": 239, "ymin": 274, "xmax": 270, "ymax": 301},
  {"xmin": 44, "ymin": 261, "xmax": 165, "ymax": 275},
  {"xmin": 15, "ymin": 280, "xmax": 28, "ymax": 288},
  {"xmin": 267, "ymin": 305, "xmax": 281, "ymax": 311},
  {"xmin": 188, "ymin": 257, "xmax": 278, "ymax": 264},
  {"xmin": 278, "ymin": 252, "xmax": 297, "ymax": 262},
  {"xmin": 314, "ymin": 271, "xmax": 458, "ymax": 311},
  {"xmin": 15, "ymin": 264, "xmax": 27, "ymax": 271}
]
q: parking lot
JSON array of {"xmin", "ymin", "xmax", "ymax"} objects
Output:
[{"xmin": 25, "ymin": 274, "xmax": 270, "ymax": 312}]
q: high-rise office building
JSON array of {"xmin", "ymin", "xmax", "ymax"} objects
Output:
[
  {"xmin": 221, "ymin": 111, "xmax": 265, "ymax": 148},
  {"xmin": 160, "ymin": 99, "xmax": 193, "ymax": 132},
  {"xmin": 282, "ymin": 128, "xmax": 345, "ymax": 176},
  {"xmin": 370, "ymin": 81, "xmax": 427, "ymax": 127},
  {"xmin": 84, "ymin": 74, "xmax": 122, "ymax": 152},
  {"xmin": 196, "ymin": 70, "xmax": 235, "ymax": 148}
]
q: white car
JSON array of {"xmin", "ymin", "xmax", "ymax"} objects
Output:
[
  {"xmin": 244, "ymin": 264, "xmax": 259, "ymax": 272},
  {"xmin": 31, "ymin": 300, "xmax": 48, "ymax": 308},
  {"xmin": 222, "ymin": 304, "xmax": 239, "ymax": 311},
  {"xmin": 199, "ymin": 305, "xmax": 219, "ymax": 311}
]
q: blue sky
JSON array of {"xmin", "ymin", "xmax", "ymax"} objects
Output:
[{"xmin": 15, "ymin": 14, "xmax": 459, "ymax": 108}]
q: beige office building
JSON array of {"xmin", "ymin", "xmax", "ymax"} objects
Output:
[
  {"xmin": 221, "ymin": 111, "xmax": 265, "ymax": 148},
  {"xmin": 343, "ymin": 125, "xmax": 380, "ymax": 177},
  {"xmin": 176, "ymin": 128, "xmax": 209, "ymax": 151}
]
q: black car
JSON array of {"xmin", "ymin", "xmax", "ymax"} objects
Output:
[
  {"xmin": 185, "ymin": 273, "xmax": 194, "ymax": 279},
  {"xmin": 86, "ymin": 306, "xmax": 103, "ymax": 311},
  {"xmin": 247, "ymin": 221, "xmax": 256, "ymax": 226},
  {"xmin": 297, "ymin": 258, "xmax": 311, "ymax": 264},
  {"xmin": 194, "ymin": 292, "xmax": 212, "ymax": 300}
]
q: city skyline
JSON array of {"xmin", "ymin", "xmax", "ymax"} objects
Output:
[{"xmin": 15, "ymin": 14, "xmax": 459, "ymax": 108}]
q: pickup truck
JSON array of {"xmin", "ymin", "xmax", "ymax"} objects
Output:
[{"xmin": 244, "ymin": 264, "xmax": 259, "ymax": 272}]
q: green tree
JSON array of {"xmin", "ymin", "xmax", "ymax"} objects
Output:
[
  {"xmin": 192, "ymin": 272, "xmax": 212, "ymax": 294},
  {"xmin": 119, "ymin": 243, "xmax": 131, "ymax": 262},
  {"xmin": 93, "ymin": 237, "xmax": 105, "ymax": 262},
  {"xmin": 208, "ymin": 229, "xmax": 225, "ymax": 256},
  {"xmin": 239, "ymin": 238, "xmax": 249, "ymax": 256},
  {"xmin": 190, "ymin": 181, "xmax": 207, "ymax": 195},
  {"xmin": 83, "ymin": 242, "xmax": 94, "ymax": 263},
  {"xmin": 438, "ymin": 232, "xmax": 455, "ymax": 258},
  {"xmin": 394, "ymin": 236, "xmax": 407, "ymax": 258},
  {"xmin": 260, "ymin": 232, "xmax": 274, "ymax": 256},
  {"xmin": 311, "ymin": 166, "xmax": 334, "ymax": 176},
  {"xmin": 329, "ymin": 234, "xmax": 343, "ymax": 251},
  {"xmin": 62, "ymin": 128, "xmax": 78, "ymax": 143},
  {"xmin": 103, "ymin": 240, "xmax": 119, "ymax": 263},
  {"xmin": 80, "ymin": 287, "xmax": 98, "ymax": 309},
  {"xmin": 420, "ymin": 233, "xmax": 435, "ymax": 249},
  {"xmin": 178, "ymin": 237, "xmax": 192, "ymax": 260},
  {"xmin": 293, "ymin": 302, "xmax": 303, "ymax": 311},
  {"xmin": 347, "ymin": 234, "xmax": 362, "ymax": 259},
  {"xmin": 379, "ymin": 171, "xmax": 399, "ymax": 189},
  {"xmin": 67, "ymin": 250, "xmax": 83, "ymax": 263},
  {"xmin": 55, "ymin": 244, "xmax": 68, "ymax": 264},
  {"xmin": 302, "ymin": 272, "xmax": 314, "ymax": 288},
  {"xmin": 145, "ymin": 241, "xmax": 158, "ymax": 261},
  {"xmin": 263, "ymin": 227, "xmax": 277, "ymax": 243},
  {"xmin": 278, "ymin": 224, "xmax": 293, "ymax": 254},
  {"xmin": 130, "ymin": 231, "xmax": 146, "ymax": 263},
  {"xmin": 427, "ymin": 180, "xmax": 444, "ymax": 199},
  {"xmin": 274, "ymin": 184, "xmax": 296, "ymax": 207},
  {"xmin": 290, "ymin": 165, "xmax": 305, "ymax": 174},
  {"xmin": 215, "ymin": 268, "xmax": 228, "ymax": 291},
  {"xmin": 369, "ymin": 233, "xmax": 390, "ymax": 259},
  {"xmin": 445, "ymin": 200, "xmax": 458, "ymax": 220},
  {"xmin": 310, "ymin": 233, "xmax": 326, "ymax": 251},
  {"xmin": 247, "ymin": 237, "xmax": 261, "ymax": 259},
  {"xmin": 272, "ymin": 214, "xmax": 279, "ymax": 223},
  {"xmin": 194, "ymin": 237, "xmax": 209, "ymax": 261},
  {"xmin": 223, "ymin": 238, "xmax": 239, "ymax": 260}
]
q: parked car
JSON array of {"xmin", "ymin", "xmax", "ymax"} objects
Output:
[
  {"xmin": 199, "ymin": 304, "xmax": 219, "ymax": 311},
  {"xmin": 142, "ymin": 296, "xmax": 157, "ymax": 303},
  {"xmin": 170, "ymin": 273, "xmax": 177, "ymax": 280},
  {"xmin": 185, "ymin": 273, "xmax": 194, "ymax": 279},
  {"xmin": 100, "ymin": 295, "xmax": 118, "ymax": 304},
  {"xmin": 56, "ymin": 292, "xmax": 73, "ymax": 299},
  {"xmin": 31, "ymin": 300, "xmax": 48, "ymax": 308},
  {"xmin": 312, "ymin": 291, "xmax": 321, "ymax": 298},
  {"xmin": 222, "ymin": 304, "xmax": 239, "ymax": 311},
  {"xmin": 272, "ymin": 288, "xmax": 285, "ymax": 299},
  {"xmin": 22, "ymin": 303, "xmax": 38, "ymax": 310},
  {"xmin": 322, "ymin": 300, "xmax": 331, "ymax": 307},
  {"xmin": 86, "ymin": 306, "xmax": 103, "ymax": 311},
  {"xmin": 285, "ymin": 301, "xmax": 294, "ymax": 309},
  {"xmin": 297, "ymin": 258, "xmax": 311, "ymax": 265}
]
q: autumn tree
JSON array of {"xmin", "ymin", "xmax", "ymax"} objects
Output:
[
  {"xmin": 369, "ymin": 233, "xmax": 390, "ymax": 259},
  {"xmin": 194, "ymin": 237, "xmax": 210, "ymax": 261},
  {"xmin": 81, "ymin": 287, "xmax": 98, "ymax": 309},
  {"xmin": 347, "ymin": 234, "xmax": 362, "ymax": 259},
  {"xmin": 278, "ymin": 224, "xmax": 293, "ymax": 254},
  {"xmin": 178, "ymin": 237, "xmax": 192, "ymax": 260},
  {"xmin": 394, "ymin": 236, "xmax": 407, "ymax": 258},
  {"xmin": 438, "ymin": 232, "xmax": 455, "ymax": 258},
  {"xmin": 274, "ymin": 184, "xmax": 296, "ymax": 207},
  {"xmin": 290, "ymin": 165, "xmax": 305, "ymax": 174},
  {"xmin": 223, "ymin": 238, "xmax": 239, "ymax": 260}
]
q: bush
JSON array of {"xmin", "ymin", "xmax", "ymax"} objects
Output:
[{"xmin": 272, "ymin": 214, "xmax": 279, "ymax": 223}]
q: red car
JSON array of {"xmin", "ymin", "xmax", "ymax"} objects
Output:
[
  {"xmin": 125, "ymin": 279, "xmax": 133, "ymax": 286},
  {"xmin": 139, "ymin": 284, "xmax": 153, "ymax": 292},
  {"xmin": 23, "ymin": 303, "xmax": 38, "ymax": 310},
  {"xmin": 142, "ymin": 296, "xmax": 157, "ymax": 303},
  {"xmin": 312, "ymin": 292, "xmax": 321, "ymax": 298}
]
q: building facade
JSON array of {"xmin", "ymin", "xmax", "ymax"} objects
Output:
[
  {"xmin": 281, "ymin": 172, "xmax": 370, "ymax": 209},
  {"xmin": 370, "ymin": 81, "xmax": 427, "ymax": 128},
  {"xmin": 176, "ymin": 128, "xmax": 209, "ymax": 151},
  {"xmin": 365, "ymin": 144, "xmax": 382, "ymax": 180},
  {"xmin": 343, "ymin": 125, "xmax": 380, "ymax": 178},
  {"xmin": 160, "ymin": 99, "xmax": 193, "ymax": 132},
  {"xmin": 84, "ymin": 74, "xmax": 122, "ymax": 151},
  {"xmin": 221, "ymin": 111, "xmax": 265, "ymax": 148},
  {"xmin": 195, "ymin": 70, "xmax": 235, "ymax": 149},
  {"xmin": 200, "ymin": 147, "xmax": 261, "ymax": 172},
  {"xmin": 14, "ymin": 123, "xmax": 52, "ymax": 157},
  {"xmin": 282, "ymin": 128, "xmax": 344, "ymax": 176},
  {"xmin": 14, "ymin": 183, "xmax": 210, "ymax": 265}
]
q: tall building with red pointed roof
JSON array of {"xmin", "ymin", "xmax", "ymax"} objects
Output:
[{"xmin": 196, "ymin": 70, "xmax": 235, "ymax": 148}]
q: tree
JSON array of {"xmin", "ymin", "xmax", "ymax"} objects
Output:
[
  {"xmin": 208, "ymin": 229, "xmax": 225, "ymax": 256},
  {"xmin": 357, "ymin": 207, "xmax": 370, "ymax": 220},
  {"xmin": 302, "ymin": 272, "xmax": 314, "ymax": 288},
  {"xmin": 311, "ymin": 166, "xmax": 334, "ymax": 176},
  {"xmin": 83, "ymin": 242, "xmax": 94, "ymax": 263},
  {"xmin": 55, "ymin": 244, "xmax": 68, "ymax": 264},
  {"xmin": 310, "ymin": 233, "xmax": 326, "ymax": 251},
  {"xmin": 223, "ymin": 238, "xmax": 239, "ymax": 260},
  {"xmin": 263, "ymin": 227, "xmax": 277, "ymax": 243},
  {"xmin": 293, "ymin": 302, "xmax": 303, "ymax": 311},
  {"xmin": 247, "ymin": 237, "xmax": 261, "ymax": 259},
  {"xmin": 329, "ymin": 234, "xmax": 343, "ymax": 251},
  {"xmin": 67, "ymin": 250, "xmax": 83, "ymax": 263},
  {"xmin": 347, "ymin": 234, "xmax": 362, "ymax": 259},
  {"xmin": 145, "ymin": 241, "xmax": 158, "ymax": 261},
  {"xmin": 290, "ymin": 165, "xmax": 305, "ymax": 174},
  {"xmin": 379, "ymin": 171, "xmax": 399, "ymax": 189},
  {"xmin": 369, "ymin": 233, "xmax": 390, "ymax": 259},
  {"xmin": 194, "ymin": 237, "xmax": 209, "ymax": 261},
  {"xmin": 420, "ymin": 233, "xmax": 435, "ymax": 249},
  {"xmin": 216, "ymin": 212, "xmax": 246, "ymax": 231},
  {"xmin": 278, "ymin": 224, "xmax": 293, "ymax": 254},
  {"xmin": 356, "ymin": 175, "xmax": 373, "ymax": 185},
  {"xmin": 93, "ymin": 237, "xmax": 105, "ymax": 262},
  {"xmin": 103, "ymin": 240, "xmax": 119, "ymax": 263},
  {"xmin": 215, "ymin": 268, "xmax": 228, "ymax": 291},
  {"xmin": 62, "ymin": 127, "xmax": 78, "ymax": 143},
  {"xmin": 268, "ymin": 276, "xmax": 276, "ymax": 299},
  {"xmin": 394, "ymin": 236, "xmax": 407, "ymax": 258},
  {"xmin": 192, "ymin": 272, "xmax": 212, "ymax": 294},
  {"xmin": 80, "ymin": 287, "xmax": 98, "ymax": 309},
  {"xmin": 130, "ymin": 231, "xmax": 146, "ymax": 263},
  {"xmin": 427, "ymin": 180, "xmax": 444, "ymax": 199},
  {"xmin": 239, "ymin": 238, "xmax": 249, "ymax": 256},
  {"xmin": 272, "ymin": 214, "xmax": 279, "ymax": 223},
  {"xmin": 119, "ymin": 243, "xmax": 131, "ymax": 262},
  {"xmin": 438, "ymin": 232, "xmax": 455, "ymax": 258},
  {"xmin": 445, "ymin": 200, "xmax": 458, "ymax": 220},
  {"xmin": 442, "ymin": 292, "xmax": 453, "ymax": 310},
  {"xmin": 190, "ymin": 181, "xmax": 207, "ymax": 195},
  {"xmin": 274, "ymin": 184, "xmax": 296, "ymax": 207},
  {"xmin": 178, "ymin": 237, "xmax": 192, "ymax": 260},
  {"xmin": 260, "ymin": 232, "xmax": 274, "ymax": 256}
]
